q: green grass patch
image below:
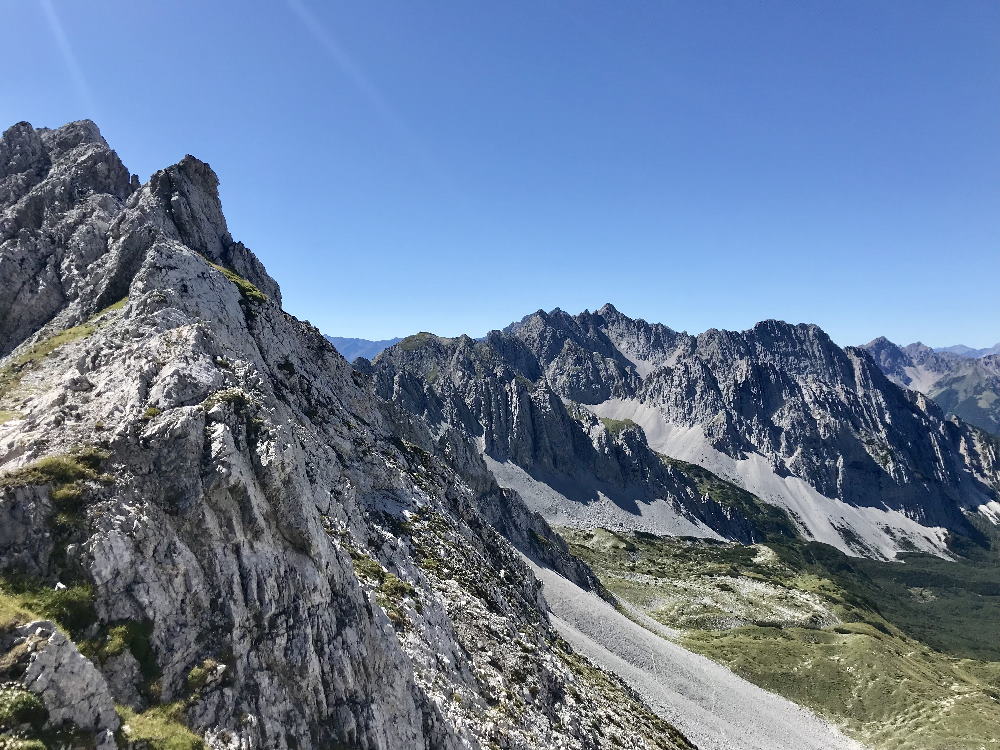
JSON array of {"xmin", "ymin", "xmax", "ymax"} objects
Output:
[
  {"xmin": 81, "ymin": 620, "xmax": 159, "ymax": 682},
  {"xmin": 660, "ymin": 455, "xmax": 801, "ymax": 541},
  {"xmin": 0, "ymin": 576, "xmax": 96, "ymax": 637},
  {"xmin": 117, "ymin": 703, "xmax": 204, "ymax": 750},
  {"xmin": 349, "ymin": 549, "xmax": 385, "ymax": 583},
  {"xmin": 0, "ymin": 685, "xmax": 47, "ymax": 731},
  {"xmin": 380, "ymin": 573, "xmax": 416, "ymax": 600},
  {"xmin": 397, "ymin": 332, "xmax": 455, "ymax": 351},
  {"xmin": 185, "ymin": 658, "xmax": 221, "ymax": 693},
  {"xmin": 209, "ymin": 263, "xmax": 267, "ymax": 305},
  {"xmin": 0, "ymin": 299, "xmax": 127, "ymax": 400},
  {"xmin": 203, "ymin": 388, "xmax": 249, "ymax": 410},
  {"xmin": 0, "ymin": 447, "xmax": 109, "ymax": 491},
  {"xmin": 0, "ymin": 448, "xmax": 112, "ymax": 566},
  {"xmin": 599, "ymin": 417, "xmax": 638, "ymax": 436},
  {"xmin": 565, "ymin": 527, "xmax": 1000, "ymax": 750},
  {"xmin": 682, "ymin": 625, "xmax": 1000, "ymax": 750}
]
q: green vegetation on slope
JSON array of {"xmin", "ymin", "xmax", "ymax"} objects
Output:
[
  {"xmin": 599, "ymin": 417, "xmax": 639, "ymax": 435},
  {"xmin": 929, "ymin": 370, "xmax": 1000, "ymax": 436},
  {"xmin": 397, "ymin": 332, "xmax": 455, "ymax": 351},
  {"xmin": 562, "ymin": 527, "xmax": 1000, "ymax": 750},
  {"xmin": 659, "ymin": 455, "xmax": 802, "ymax": 542},
  {"xmin": 208, "ymin": 262, "xmax": 267, "ymax": 305},
  {"xmin": 0, "ymin": 298, "xmax": 127, "ymax": 401},
  {"xmin": 117, "ymin": 704, "xmax": 205, "ymax": 750},
  {"xmin": 0, "ymin": 577, "xmax": 96, "ymax": 637}
]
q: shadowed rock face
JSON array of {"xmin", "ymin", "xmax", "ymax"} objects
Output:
[
  {"xmin": 373, "ymin": 304, "xmax": 1000, "ymax": 555},
  {"xmin": 0, "ymin": 121, "xmax": 692, "ymax": 750}
]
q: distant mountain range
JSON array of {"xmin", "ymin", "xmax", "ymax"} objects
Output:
[
  {"xmin": 324, "ymin": 335, "xmax": 402, "ymax": 361},
  {"xmin": 332, "ymin": 327, "xmax": 1000, "ymax": 442},
  {"xmin": 934, "ymin": 343, "xmax": 1000, "ymax": 358},
  {"xmin": 863, "ymin": 338, "xmax": 1000, "ymax": 437}
]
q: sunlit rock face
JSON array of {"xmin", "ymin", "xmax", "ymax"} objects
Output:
[{"xmin": 0, "ymin": 120, "xmax": 691, "ymax": 750}]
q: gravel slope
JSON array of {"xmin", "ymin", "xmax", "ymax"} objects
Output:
[{"xmin": 532, "ymin": 563, "xmax": 868, "ymax": 750}]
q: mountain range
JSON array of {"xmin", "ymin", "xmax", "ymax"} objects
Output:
[
  {"xmin": 337, "ymin": 331, "xmax": 1000, "ymax": 439},
  {"xmin": 862, "ymin": 338, "xmax": 1000, "ymax": 437},
  {"xmin": 368, "ymin": 307, "xmax": 999, "ymax": 559},
  {"xmin": 934, "ymin": 343, "xmax": 1000, "ymax": 358},
  {"xmin": 325, "ymin": 335, "xmax": 403, "ymax": 361},
  {"xmin": 2, "ymin": 119, "xmax": 1000, "ymax": 750}
]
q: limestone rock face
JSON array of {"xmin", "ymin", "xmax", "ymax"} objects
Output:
[
  {"xmin": 373, "ymin": 329, "xmax": 798, "ymax": 544},
  {"xmin": 373, "ymin": 305, "xmax": 1000, "ymax": 557},
  {"xmin": 4, "ymin": 620, "xmax": 119, "ymax": 749},
  {"xmin": 0, "ymin": 120, "xmax": 135, "ymax": 357},
  {"xmin": 0, "ymin": 121, "xmax": 691, "ymax": 750}
]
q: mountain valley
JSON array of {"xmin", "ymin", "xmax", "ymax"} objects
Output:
[{"xmin": 2, "ymin": 118, "xmax": 999, "ymax": 750}]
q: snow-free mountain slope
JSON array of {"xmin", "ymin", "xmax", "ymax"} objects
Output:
[
  {"xmin": 935, "ymin": 343, "xmax": 1000, "ymax": 359},
  {"xmin": 373, "ymin": 305, "xmax": 1000, "ymax": 559},
  {"xmin": 531, "ymin": 561, "xmax": 865, "ymax": 750}
]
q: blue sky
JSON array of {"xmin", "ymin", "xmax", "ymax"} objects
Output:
[{"xmin": 3, "ymin": 1, "xmax": 998, "ymax": 347}]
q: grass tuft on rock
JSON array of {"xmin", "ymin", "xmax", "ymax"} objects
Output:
[
  {"xmin": 0, "ymin": 297, "xmax": 127, "ymax": 401},
  {"xmin": 117, "ymin": 703, "xmax": 204, "ymax": 750},
  {"xmin": 0, "ymin": 576, "xmax": 96, "ymax": 637},
  {"xmin": 0, "ymin": 685, "xmax": 47, "ymax": 731},
  {"xmin": 209, "ymin": 263, "xmax": 267, "ymax": 305},
  {"xmin": 185, "ymin": 658, "xmax": 221, "ymax": 693},
  {"xmin": 81, "ymin": 619, "xmax": 159, "ymax": 683},
  {"xmin": 0, "ymin": 447, "xmax": 110, "ymax": 492},
  {"xmin": 0, "ymin": 448, "xmax": 113, "ymax": 556}
]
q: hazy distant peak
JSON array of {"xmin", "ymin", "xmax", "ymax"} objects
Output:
[
  {"xmin": 934, "ymin": 343, "xmax": 1000, "ymax": 358},
  {"xmin": 325, "ymin": 335, "xmax": 403, "ymax": 361}
]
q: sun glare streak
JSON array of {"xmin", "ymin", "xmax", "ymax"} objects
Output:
[
  {"xmin": 40, "ymin": 0, "xmax": 98, "ymax": 118},
  {"xmin": 285, "ymin": 0, "xmax": 450, "ymax": 187}
]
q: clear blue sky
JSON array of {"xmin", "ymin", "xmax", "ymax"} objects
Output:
[{"xmin": 4, "ymin": 1, "xmax": 998, "ymax": 347}]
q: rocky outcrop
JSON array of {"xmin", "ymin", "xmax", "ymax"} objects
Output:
[
  {"xmin": 1, "ymin": 620, "xmax": 119, "ymax": 749},
  {"xmin": 0, "ymin": 121, "xmax": 693, "ymax": 750},
  {"xmin": 0, "ymin": 120, "xmax": 135, "ymax": 357}
]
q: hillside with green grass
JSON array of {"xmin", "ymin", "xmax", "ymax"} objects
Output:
[{"xmin": 561, "ymin": 527, "xmax": 1000, "ymax": 750}]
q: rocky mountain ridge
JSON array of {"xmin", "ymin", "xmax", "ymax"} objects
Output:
[
  {"xmin": 372, "ymin": 305, "xmax": 1000, "ymax": 559},
  {"xmin": 0, "ymin": 120, "xmax": 696, "ymax": 749}
]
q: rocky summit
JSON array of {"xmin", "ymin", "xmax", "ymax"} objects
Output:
[{"xmin": 0, "ymin": 120, "xmax": 695, "ymax": 749}]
